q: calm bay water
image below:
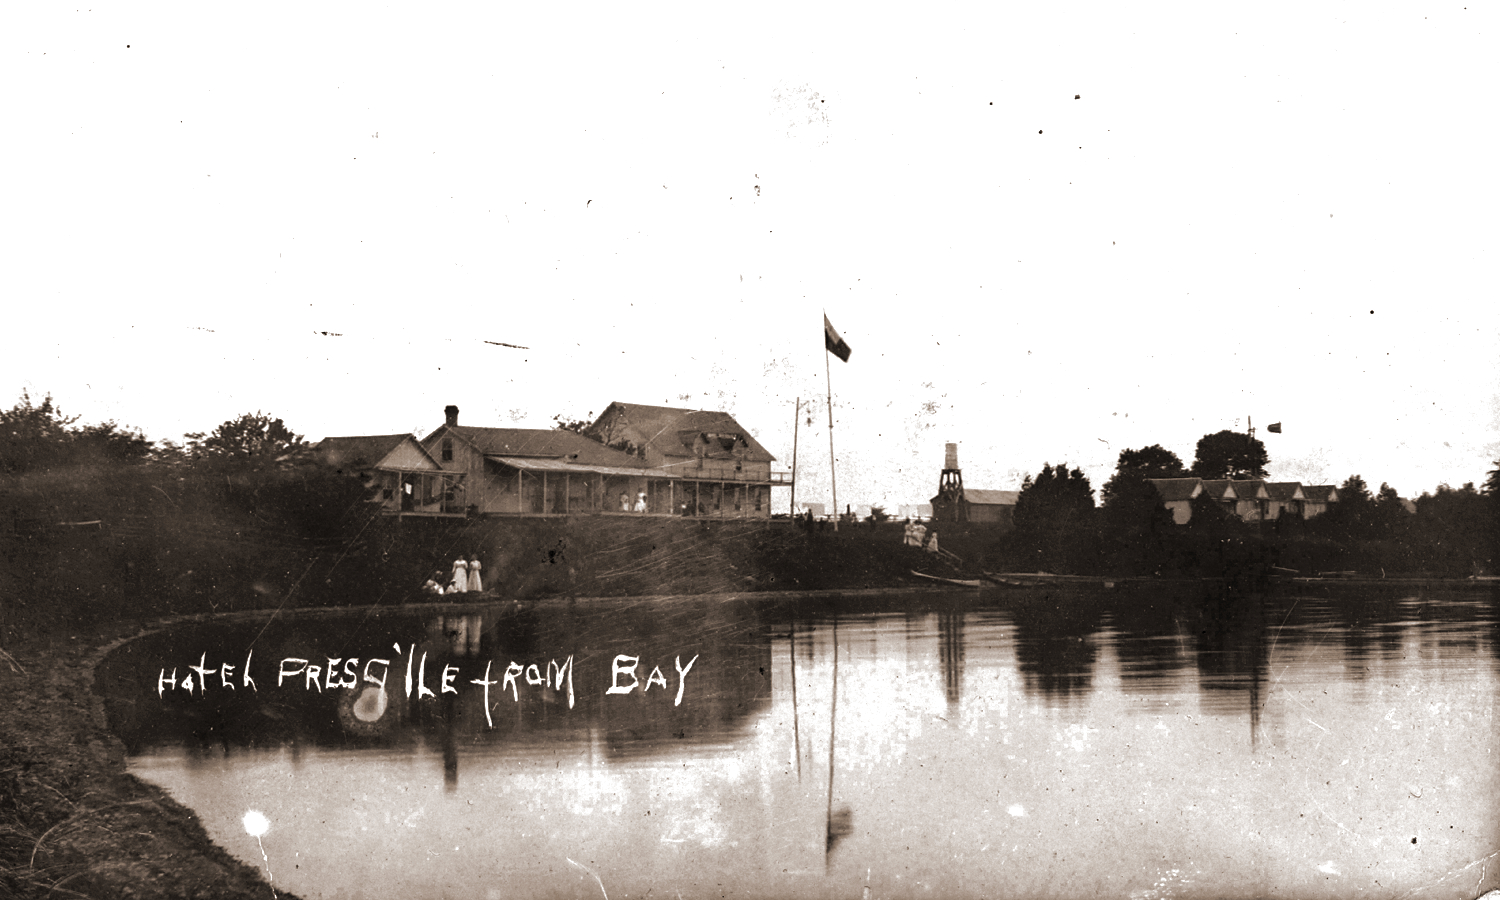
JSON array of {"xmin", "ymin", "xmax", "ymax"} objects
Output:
[{"xmin": 99, "ymin": 585, "xmax": 1500, "ymax": 900}]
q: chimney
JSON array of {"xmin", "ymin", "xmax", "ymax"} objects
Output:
[
  {"xmin": 945, "ymin": 443, "xmax": 959, "ymax": 470},
  {"xmin": 445, "ymin": 405, "xmax": 459, "ymax": 427}
]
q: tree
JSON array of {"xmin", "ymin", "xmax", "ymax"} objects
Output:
[
  {"xmin": 1313, "ymin": 474, "xmax": 1374, "ymax": 539},
  {"xmin": 555, "ymin": 410, "xmax": 643, "ymax": 458},
  {"xmin": 1014, "ymin": 463, "xmax": 1095, "ymax": 530},
  {"xmin": 551, "ymin": 413, "xmax": 592, "ymax": 434},
  {"xmin": 0, "ymin": 390, "xmax": 153, "ymax": 473},
  {"xmin": 1413, "ymin": 483, "xmax": 1491, "ymax": 575},
  {"xmin": 0, "ymin": 390, "xmax": 79, "ymax": 473},
  {"xmin": 1116, "ymin": 445, "xmax": 1188, "ymax": 479},
  {"xmin": 1486, "ymin": 460, "xmax": 1500, "ymax": 572},
  {"xmin": 1100, "ymin": 445, "xmax": 1187, "ymax": 509},
  {"xmin": 1190, "ymin": 430, "xmax": 1268, "ymax": 479},
  {"xmin": 1372, "ymin": 482, "xmax": 1411, "ymax": 534},
  {"xmin": 1338, "ymin": 474, "xmax": 1374, "ymax": 511},
  {"xmin": 185, "ymin": 412, "xmax": 303, "ymax": 461},
  {"xmin": 1012, "ymin": 463, "xmax": 1097, "ymax": 572},
  {"xmin": 1097, "ymin": 471, "xmax": 1175, "ymax": 575},
  {"xmin": 71, "ymin": 420, "xmax": 154, "ymax": 466}
]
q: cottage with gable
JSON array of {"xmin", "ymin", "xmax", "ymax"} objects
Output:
[
  {"xmin": 1198, "ymin": 479, "xmax": 1239, "ymax": 515},
  {"xmin": 586, "ymin": 401, "xmax": 787, "ymax": 518},
  {"xmin": 1264, "ymin": 482, "xmax": 1307, "ymax": 520},
  {"xmin": 1229, "ymin": 479, "xmax": 1272, "ymax": 522},
  {"xmin": 1301, "ymin": 485, "xmax": 1340, "ymax": 518},
  {"xmin": 1147, "ymin": 477, "xmax": 1204, "ymax": 525},
  {"xmin": 314, "ymin": 433, "xmax": 458, "ymax": 514}
]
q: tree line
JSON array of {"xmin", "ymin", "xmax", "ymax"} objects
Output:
[
  {"xmin": 1000, "ymin": 430, "xmax": 1500, "ymax": 578},
  {"xmin": 0, "ymin": 390, "xmax": 306, "ymax": 474},
  {"xmin": 0, "ymin": 391, "xmax": 382, "ymax": 639}
]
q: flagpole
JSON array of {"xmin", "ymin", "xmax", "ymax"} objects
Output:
[
  {"xmin": 790, "ymin": 397, "xmax": 800, "ymax": 518},
  {"xmin": 825, "ymin": 334, "xmax": 839, "ymax": 532},
  {"xmin": 826, "ymin": 612, "xmax": 839, "ymax": 846},
  {"xmin": 789, "ymin": 614, "xmax": 802, "ymax": 781}
]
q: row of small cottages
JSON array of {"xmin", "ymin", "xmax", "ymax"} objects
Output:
[
  {"xmin": 315, "ymin": 403, "xmax": 791, "ymax": 518},
  {"xmin": 1147, "ymin": 478, "xmax": 1341, "ymax": 524},
  {"xmin": 929, "ymin": 480, "xmax": 1340, "ymax": 529}
]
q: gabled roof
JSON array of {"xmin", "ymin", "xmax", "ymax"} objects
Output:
[
  {"xmin": 1230, "ymin": 479, "xmax": 1270, "ymax": 500},
  {"xmin": 964, "ymin": 489, "xmax": 1019, "ymax": 506},
  {"xmin": 315, "ymin": 434, "xmax": 438, "ymax": 471},
  {"xmin": 1302, "ymin": 485, "xmax": 1340, "ymax": 503},
  {"xmin": 1199, "ymin": 479, "xmax": 1238, "ymax": 500},
  {"xmin": 592, "ymin": 402, "xmax": 775, "ymax": 462},
  {"xmin": 428, "ymin": 426, "xmax": 647, "ymax": 469},
  {"xmin": 1148, "ymin": 477, "xmax": 1204, "ymax": 502},
  {"xmin": 1264, "ymin": 482, "xmax": 1306, "ymax": 502}
]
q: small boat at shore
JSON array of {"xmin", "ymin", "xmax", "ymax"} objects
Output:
[{"xmin": 909, "ymin": 570, "xmax": 986, "ymax": 588}]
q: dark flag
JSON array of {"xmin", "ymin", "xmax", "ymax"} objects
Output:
[
  {"xmin": 1267, "ymin": 422, "xmax": 1282, "ymax": 433},
  {"xmin": 824, "ymin": 315, "xmax": 852, "ymax": 362}
]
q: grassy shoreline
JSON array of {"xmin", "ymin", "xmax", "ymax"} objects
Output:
[{"xmin": 2, "ymin": 620, "xmax": 300, "ymax": 900}]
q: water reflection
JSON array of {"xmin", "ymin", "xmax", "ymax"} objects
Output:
[
  {"xmin": 102, "ymin": 598, "xmax": 773, "ymax": 786},
  {"xmin": 1011, "ymin": 594, "xmax": 1102, "ymax": 702},
  {"xmin": 101, "ymin": 585, "xmax": 1500, "ymax": 900}
]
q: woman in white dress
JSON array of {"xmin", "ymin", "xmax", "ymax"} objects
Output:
[
  {"xmin": 450, "ymin": 557, "xmax": 468, "ymax": 593},
  {"xmin": 467, "ymin": 555, "xmax": 483, "ymax": 593}
]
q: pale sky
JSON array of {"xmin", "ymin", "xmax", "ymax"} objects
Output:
[{"xmin": 6, "ymin": 3, "xmax": 1498, "ymax": 510}]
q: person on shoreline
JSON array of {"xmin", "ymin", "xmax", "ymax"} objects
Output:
[
  {"xmin": 450, "ymin": 556, "xmax": 469, "ymax": 593},
  {"xmin": 467, "ymin": 554, "xmax": 483, "ymax": 593}
]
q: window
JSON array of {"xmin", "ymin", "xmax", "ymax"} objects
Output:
[{"xmin": 442, "ymin": 439, "xmax": 453, "ymax": 462}]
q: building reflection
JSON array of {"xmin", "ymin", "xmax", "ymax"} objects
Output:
[{"xmin": 938, "ymin": 608, "xmax": 964, "ymax": 713}]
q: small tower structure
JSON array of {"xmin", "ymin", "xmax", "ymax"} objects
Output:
[{"xmin": 936, "ymin": 442, "xmax": 968, "ymax": 522}]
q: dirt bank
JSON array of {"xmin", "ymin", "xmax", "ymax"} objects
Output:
[{"xmin": 1, "ymin": 624, "xmax": 300, "ymax": 900}]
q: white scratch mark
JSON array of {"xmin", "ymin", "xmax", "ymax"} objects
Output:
[
  {"xmin": 1316, "ymin": 805, "xmax": 1361, "ymax": 839},
  {"xmin": 1318, "ymin": 861, "xmax": 1342, "ymax": 875},
  {"xmin": 243, "ymin": 810, "xmax": 275, "ymax": 897},
  {"xmin": 568, "ymin": 857, "xmax": 610, "ymax": 900},
  {"xmin": 1393, "ymin": 851, "xmax": 1500, "ymax": 900},
  {"xmin": 1306, "ymin": 717, "xmax": 1329, "ymax": 733}
]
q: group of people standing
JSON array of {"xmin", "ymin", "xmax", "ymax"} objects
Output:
[
  {"xmin": 422, "ymin": 554, "xmax": 485, "ymax": 596},
  {"xmin": 903, "ymin": 520, "xmax": 940, "ymax": 553}
]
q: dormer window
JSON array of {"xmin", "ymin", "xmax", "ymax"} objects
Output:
[{"xmin": 442, "ymin": 438, "xmax": 453, "ymax": 462}]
